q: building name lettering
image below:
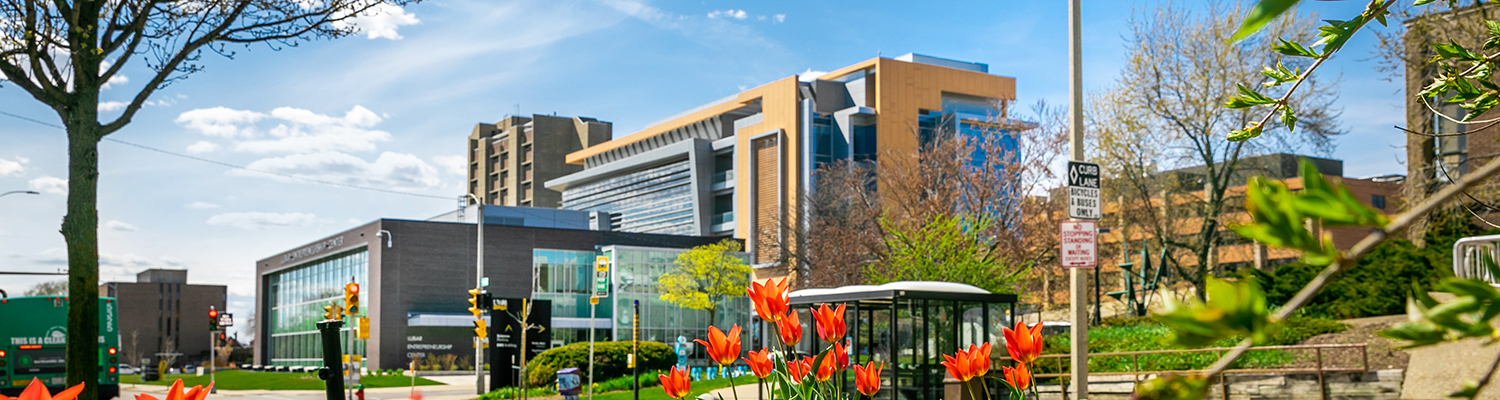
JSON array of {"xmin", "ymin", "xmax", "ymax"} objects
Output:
[
  {"xmin": 281, "ymin": 237, "xmax": 345, "ymax": 264},
  {"xmin": 407, "ymin": 343, "xmax": 452, "ymax": 350}
]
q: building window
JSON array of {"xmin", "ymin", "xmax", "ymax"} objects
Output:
[{"xmin": 1372, "ymin": 195, "xmax": 1386, "ymax": 210}]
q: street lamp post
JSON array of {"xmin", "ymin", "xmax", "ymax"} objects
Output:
[
  {"xmin": 461, "ymin": 194, "xmax": 485, "ymax": 394},
  {"xmin": 0, "ymin": 190, "xmax": 40, "ymax": 199}
]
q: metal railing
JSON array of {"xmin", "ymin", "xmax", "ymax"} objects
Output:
[
  {"xmin": 1454, "ymin": 234, "xmax": 1500, "ymax": 287},
  {"xmin": 1012, "ymin": 343, "xmax": 1368, "ymax": 400}
]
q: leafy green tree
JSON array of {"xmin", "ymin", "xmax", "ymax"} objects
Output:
[
  {"xmin": 1, "ymin": 1, "xmax": 419, "ymax": 396},
  {"xmin": 657, "ymin": 239, "xmax": 751, "ymax": 327},
  {"xmin": 23, "ymin": 280, "xmax": 68, "ymax": 296},
  {"xmin": 865, "ymin": 213, "xmax": 1029, "ymax": 293}
]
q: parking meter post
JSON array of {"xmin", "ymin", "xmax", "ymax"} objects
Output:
[{"xmin": 317, "ymin": 320, "xmax": 347, "ymax": 400}]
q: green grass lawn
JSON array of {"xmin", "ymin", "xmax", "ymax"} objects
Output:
[
  {"xmin": 591, "ymin": 377, "xmax": 740, "ymax": 400},
  {"xmin": 121, "ymin": 370, "xmax": 443, "ymax": 390}
]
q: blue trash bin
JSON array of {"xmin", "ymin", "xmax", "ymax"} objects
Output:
[{"xmin": 557, "ymin": 367, "xmax": 582, "ymax": 400}]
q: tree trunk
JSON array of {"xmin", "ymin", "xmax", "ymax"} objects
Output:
[
  {"xmin": 708, "ymin": 307, "xmax": 717, "ymax": 329},
  {"xmin": 64, "ymin": 120, "xmax": 102, "ymax": 400}
]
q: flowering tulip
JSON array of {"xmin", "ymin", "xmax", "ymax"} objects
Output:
[
  {"xmin": 1002, "ymin": 321, "xmax": 1044, "ymax": 365},
  {"xmin": 132, "ymin": 379, "xmax": 213, "ymax": 400},
  {"xmin": 694, "ymin": 325, "xmax": 742, "ymax": 366},
  {"xmin": 967, "ymin": 342, "xmax": 993, "ymax": 377},
  {"xmin": 852, "ymin": 361, "xmax": 883, "ymax": 396},
  {"xmin": 776, "ymin": 310, "xmax": 803, "ymax": 346},
  {"xmin": 3, "ymin": 378, "xmax": 85, "ymax": 400},
  {"xmin": 831, "ymin": 340, "xmax": 849, "ymax": 371},
  {"xmin": 941, "ymin": 347, "xmax": 975, "ymax": 382},
  {"xmin": 748, "ymin": 277, "xmax": 790, "ymax": 322},
  {"xmin": 659, "ymin": 366, "xmax": 692, "ymax": 399},
  {"xmin": 810, "ymin": 303, "xmax": 847, "ymax": 344},
  {"xmin": 742, "ymin": 348, "xmax": 775, "ymax": 379},
  {"xmin": 814, "ymin": 352, "xmax": 837, "ymax": 382},
  {"xmin": 1003, "ymin": 363, "xmax": 1031, "ymax": 391},
  {"xmin": 786, "ymin": 356, "xmax": 813, "ymax": 384}
]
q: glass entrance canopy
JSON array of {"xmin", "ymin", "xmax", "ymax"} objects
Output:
[{"xmin": 785, "ymin": 282, "xmax": 1017, "ymax": 400}]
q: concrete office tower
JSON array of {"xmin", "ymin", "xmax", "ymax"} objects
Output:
[
  {"xmin": 101, "ymin": 269, "xmax": 227, "ymax": 370},
  {"xmin": 547, "ymin": 53, "xmax": 1027, "ymax": 266},
  {"xmin": 468, "ymin": 114, "xmax": 612, "ymax": 208}
]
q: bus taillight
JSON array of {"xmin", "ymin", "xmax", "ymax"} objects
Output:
[
  {"xmin": 18, "ymin": 345, "xmax": 40, "ymax": 350},
  {"xmin": 0, "ymin": 350, "xmax": 6, "ymax": 357},
  {"xmin": 108, "ymin": 367, "xmax": 116, "ymax": 374},
  {"xmin": 108, "ymin": 347, "xmax": 117, "ymax": 355}
]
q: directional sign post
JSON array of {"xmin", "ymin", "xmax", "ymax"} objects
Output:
[
  {"xmin": 588, "ymin": 256, "xmax": 609, "ymax": 400},
  {"xmin": 1068, "ymin": 161, "xmax": 1101, "ymax": 220},
  {"xmin": 1060, "ymin": 221, "xmax": 1097, "ymax": 269}
]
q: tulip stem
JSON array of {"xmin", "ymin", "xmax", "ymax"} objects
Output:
[{"xmin": 726, "ymin": 367, "xmax": 741, "ymax": 400}]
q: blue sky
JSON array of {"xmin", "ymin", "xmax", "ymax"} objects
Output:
[{"xmin": 0, "ymin": 0, "xmax": 1405, "ymax": 338}]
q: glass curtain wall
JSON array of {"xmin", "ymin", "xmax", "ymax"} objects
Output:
[
  {"xmin": 605, "ymin": 246, "xmax": 752, "ymax": 377},
  {"xmin": 533, "ymin": 249, "xmax": 613, "ymax": 344},
  {"xmin": 266, "ymin": 249, "xmax": 369, "ymax": 366},
  {"xmin": 560, "ymin": 159, "xmax": 696, "ymax": 235}
]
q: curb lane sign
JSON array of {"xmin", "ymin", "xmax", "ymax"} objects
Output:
[
  {"xmin": 593, "ymin": 256, "xmax": 610, "ymax": 298},
  {"xmin": 1068, "ymin": 161, "xmax": 1101, "ymax": 220},
  {"xmin": 1061, "ymin": 221, "xmax": 1097, "ymax": 269}
]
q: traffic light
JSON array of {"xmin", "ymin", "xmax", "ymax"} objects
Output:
[
  {"xmin": 218, "ymin": 333, "xmax": 227, "ymax": 346},
  {"xmin": 209, "ymin": 307, "xmax": 219, "ymax": 331},
  {"xmin": 323, "ymin": 301, "xmax": 344, "ymax": 321},
  {"xmin": 468, "ymin": 288, "xmax": 487, "ymax": 339},
  {"xmin": 344, "ymin": 282, "xmax": 361, "ymax": 315}
]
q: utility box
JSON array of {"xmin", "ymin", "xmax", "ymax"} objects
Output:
[{"xmin": 556, "ymin": 367, "xmax": 582, "ymax": 400}]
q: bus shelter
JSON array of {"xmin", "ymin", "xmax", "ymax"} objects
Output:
[{"xmin": 781, "ymin": 282, "xmax": 1018, "ymax": 400}]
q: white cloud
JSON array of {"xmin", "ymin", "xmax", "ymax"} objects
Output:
[
  {"xmin": 707, "ymin": 9, "xmax": 748, "ymax": 20},
  {"xmin": 335, "ymin": 2, "xmax": 421, "ymax": 40},
  {"xmin": 98, "ymin": 101, "xmax": 127, "ymax": 112},
  {"xmin": 175, "ymin": 107, "xmax": 268, "ymax": 138},
  {"xmin": 798, "ymin": 68, "xmax": 828, "ymax": 82},
  {"xmin": 102, "ymin": 220, "xmax": 139, "ymax": 232},
  {"xmin": 774, "ymin": 14, "xmax": 785, "ymax": 23},
  {"xmin": 433, "ymin": 154, "xmax": 467, "ymax": 176},
  {"xmin": 160, "ymin": 256, "xmax": 186, "ymax": 267},
  {"xmin": 231, "ymin": 151, "xmax": 442, "ymax": 190},
  {"xmin": 28, "ymin": 176, "xmax": 67, "ymax": 195},
  {"xmin": 207, "ymin": 212, "xmax": 318, "ymax": 231},
  {"xmin": 186, "ymin": 141, "xmax": 220, "ymax": 154},
  {"xmin": 102, "ymin": 74, "xmax": 128, "ymax": 90},
  {"xmin": 186, "ymin": 201, "xmax": 221, "ymax": 209},
  {"xmin": 0, "ymin": 157, "xmax": 26, "ymax": 176}
]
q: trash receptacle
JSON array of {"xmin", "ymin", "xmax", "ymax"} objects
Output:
[{"xmin": 557, "ymin": 368, "xmax": 582, "ymax": 400}]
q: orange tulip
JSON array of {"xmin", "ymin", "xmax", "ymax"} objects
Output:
[
  {"xmin": 658, "ymin": 366, "xmax": 692, "ymax": 399},
  {"xmin": 1002, "ymin": 321, "xmax": 1044, "ymax": 365},
  {"xmin": 694, "ymin": 325, "xmax": 742, "ymax": 366},
  {"xmin": 852, "ymin": 361, "xmax": 883, "ymax": 396},
  {"xmin": 748, "ymin": 277, "xmax": 790, "ymax": 322},
  {"xmin": 1003, "ymin": 363, "xmax": 1031, "ymax": 391},
  {"xmin": 776, "ymin": 310, "xmax": 803, "ymax": 346},
  {"xmin": 3, "ymin": 378, "xmax": 85, "ymax": 400},
  {"xmin": 132, "ymin": 379, "xmax": 213, "ymax": 400},
  {"xmin": 742, "ymin": 348, "xmax": 775, "ymax": 379},
  {"xmin": 810, "ymin": 303, "xmax": 847, "ymax": 344},
  {"xmin": 968, "ymin": 342, "xmax": 993, "ymax": 377},
  {"xmin": 786, "ymin": 356, "xmax": 813, "ymax": 384},
  {"xmin": 831, "ymin": 340, "xmax": 849, "ymax": 371},
  {"xmin": 941, "ymin": 347, "xmax": 975, "ymax": 382},
  {"xmin": 814, "ymin": 352, "xmax": 837, "ymax": 382}
]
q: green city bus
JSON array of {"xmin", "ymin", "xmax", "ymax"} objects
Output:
[{"xmin": 0, "ymin": 296, "xmax": 121, "ymax": 399}]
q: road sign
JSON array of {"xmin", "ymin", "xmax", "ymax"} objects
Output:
[
  {"xmin": 1067, "ymin": 161, "xmax": 1101, "ymax": 220},
  {"xmin": 593, "ymin": 256, "xmax": 610, "ymax": 298},
  {"xmin": 217, "ymin": 313, "xmax": 234, "ymax": 327},
  {"xmin": 1060, "ymin": 221, "xmax": 1097, "ymax": 269}
]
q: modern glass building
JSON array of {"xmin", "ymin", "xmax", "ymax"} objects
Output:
[
  {"xmin": 264, "ymin": 248, "xmax": 369, "ymax": 367},
  {"xmin": 531, "ymin": 245, "xmax": 752, "ymax": 364}
]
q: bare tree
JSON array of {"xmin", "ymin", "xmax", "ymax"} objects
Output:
[
  {"xmin": 23, "ymin": 280, "xmax": 67, "ymax": 296},
  {"xmin": 1088, "ymin": 1, "xmax": 1343, "ymax": 299},
  {"xmin": 0, "ymin": 0, "xmax": 419, "ymax": 396}
]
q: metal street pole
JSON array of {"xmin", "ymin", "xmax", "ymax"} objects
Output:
[
  {"xmin": 1068, "ymin": 0, "xmax": 1090, "ymax": 398},
  {"xmin": 588, "ymin": 297, "xmax": 596, "ymax": 400},
  {"xmin": 463, "ymin": 194, "xmax": 486, "ymax": 394},
  {"xmin": 0, "ymin": 190, "xmax": 39, "ymax": 199}
]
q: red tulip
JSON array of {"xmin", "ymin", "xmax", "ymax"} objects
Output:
[
  {"xmin": 1003, "ymin": 363, "xmax": 1031, "ymax": 391},
  {"xmin": 852, "ymin": 361, "xmax": 883, "ymax": 396},
  {"xmin": 968, "ymin": 342, "xmax": 993, "ymax": 377},
  {"xmin": 786, "ymin": 356, "xmax": 813, "ymax": 384},
  {"xmin": 940, "ymin": 347, "xmax": 975, "ymax": 382},
  {"xmin": 133, "ymin": 379, "xmax": 212, "ymax": 400},
  {"xmin": 810, "ymin": 303, "xmax": 847, "ymax": 344},
  {"xmin": 742, "ymin": 348, "xmax": 775, "ymax": 379},
  {"xmin": 10, "ymin": 378, "xmax": 86, "ymax": 400},
  {"xmin": 659, "ymin": 366, "xmax": 691, "ymax": 399},
  {"xmin": 748, "ymin": 277, "xmax": 790, "ymax": 322},
  {"xmin": 814, "ymin": 352, "xmax": 837, "ymax": 382},
  {"xmin": 831, "ymin": 340, "xmax": 850, "ymax": 371},
  {"xmin": 1002, "ymin": 321, "xmax": 1044, "ymax": 365},
  {"xmin": 776, "ymin": 310, "xmax": 803, "ymax": 346},
  {"xmin": 694, "ymin": 325, "xmax": 742, "ymax": 366}
]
